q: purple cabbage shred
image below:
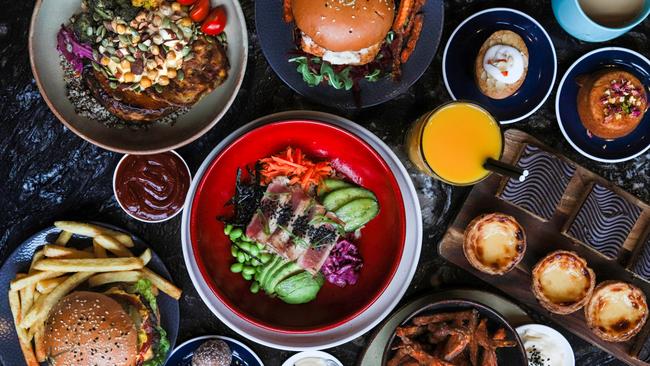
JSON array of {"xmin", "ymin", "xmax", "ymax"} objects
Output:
[
  {"xmin": 321, "ymin": 240, "xmax": 363, "ymax": 288},
  {"xmin": 57, "ymin": 25, "xmax": 94, "ymax": 73}
]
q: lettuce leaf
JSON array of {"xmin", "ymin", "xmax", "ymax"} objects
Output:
[{"xmin": 130, "ymin": 279, "xmax": 170, "ymax": 366}]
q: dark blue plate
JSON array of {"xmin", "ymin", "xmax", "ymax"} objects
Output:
[
  {"xmin": 556, "ymin": 47, "xmax": 650, "ymax": 163},
  {"xmin": 166, "ymin": 335, "xmax": 263, "ymax": 366},
  {"xmin": 254, "ymin": 0, "xmax": 444, "ymax": 109},
  {"xmin": 0, "ymin": 223, "xmax": 180, "ymax": 366},
  {"xmin": 442, "ymin": 8, "xmax": 557, "ymax": 124}
]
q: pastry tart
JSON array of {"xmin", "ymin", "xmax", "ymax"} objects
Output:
[
  {"xmin": 463, "ymin": 213, "xmax": 526, "ymax": 275},
  {"xmin": 585, "ymin": 281, "xmax": 648, "ymax": 342},
  {"xmin": 531, "ymin": 250, "xmax": 595, "ymax": 315}
]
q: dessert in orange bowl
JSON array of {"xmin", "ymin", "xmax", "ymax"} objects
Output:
[
  {"xmin": 585, "ymin": 281, "xmax": 648, "ymax": 342},
  {"xmin": 577, "ymin": 69, "xmax": 648, "ymax": 139},
  {"xmin": 462, "ymin": 213, "xmax": 526, "ymax": 275},
  {"xmin": 531, "ymin": 250, "xmax": 595, "ymax": 315}
]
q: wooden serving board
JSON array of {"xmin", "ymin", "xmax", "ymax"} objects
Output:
[{"xmin": 439, "ymin": 129, "xmax": 650, "ymax": 366}]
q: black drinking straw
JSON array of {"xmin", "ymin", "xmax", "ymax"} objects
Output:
[{"xmin": 483, "ymin": 158, "xmax": 529, "ymax": 182}]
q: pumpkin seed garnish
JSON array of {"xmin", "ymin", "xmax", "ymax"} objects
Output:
[
  {"xmin": 126, "ymin": 55, "xmax": 136, "ymax": 62},
  {"xmin": 138, "ymin": 43, "xmax": 149, "ymax": 52}
]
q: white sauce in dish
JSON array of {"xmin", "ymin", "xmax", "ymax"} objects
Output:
[
  {"xmin": 295, "ymin": 358, "xmax": 328, "ymax": 366},
  {"xmin": 521, "ymin": 328, "xmax": 566, "ymax": 366},
  {"xmin": 483, "ymin": 45, "xmax": 525, "ymax": 84}
]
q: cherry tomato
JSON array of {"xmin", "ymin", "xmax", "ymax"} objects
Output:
[
  {"xmin": 177, "ymin": 0, "xmax": 197, "ymax": 5},
  {"xmin": 201, "ymin": 6, "xmax": 227, "ymax": 36},
  {"xmin": 190, "ymin": 0, "xmax": 210, "ymax": 22}
]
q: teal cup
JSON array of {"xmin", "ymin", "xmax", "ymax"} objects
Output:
[{"xmin": 552, "ymin": 0, "xmax": 650, "ymax": 42}]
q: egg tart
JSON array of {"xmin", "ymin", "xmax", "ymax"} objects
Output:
[
  {"xmin": 585, "ymin": 281, "xmax": 648, "ymax": 342},
  {"xmin": 463, "ymin": 213, "xmax": 526, "ymax": 275},
  {"xmin": 532, "ymin": 250, "xmax": 595, "ymax": 315}
]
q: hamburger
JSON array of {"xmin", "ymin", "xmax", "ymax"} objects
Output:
[
  {"xmin": 291, "ymin": 0, "xmax": 395, "ymax": 66},
  {"xmin": 43, "ymin": 279, "xmax": 170, "ymax": 366}
]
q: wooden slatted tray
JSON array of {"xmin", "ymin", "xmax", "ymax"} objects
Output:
[{"xmin": 439, "ymin": 129, "xmax": 650, "ymax": 366}]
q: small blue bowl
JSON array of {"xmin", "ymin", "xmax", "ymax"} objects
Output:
[
  {"xmin": 166, "ymin": 336, "xmax": 263, "ymax": 366},
  {"xmin": 556, "ymin": 47, "xmax": 650, "ymax": 163},
  {"xmin": 442, "ymin": 8, "xmax": 557, "ymax": 124}
]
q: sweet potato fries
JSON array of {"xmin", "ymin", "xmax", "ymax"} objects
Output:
[{"xmin": 389, "ymin": 309, "xmax": 517, "ymax": 366}]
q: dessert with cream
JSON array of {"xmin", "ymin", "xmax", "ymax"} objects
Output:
[
  {"xmin": 585, "ymin": 281, "xmax": 648, "ymax": 342},
  {"xmin": 532, "ymin": 250, "xmax": 595, "ymax": 315},
  {"xmin": 576, "ymin": 69, "xmax": 648, "ymax": 139},
  {"xmin": 475, "ymin": 30, "xmax": 529, "ymax": 99},
  {"xmin": 463, "ymin": 212, "xmax": 526, "ymax": 275}
]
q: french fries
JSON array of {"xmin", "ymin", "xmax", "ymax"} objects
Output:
[
  {"xmin": 10, "ymin": 221, "xmax": 180, "ymax": 365},
  {"xmin": 36, "ymin": 276, "xmax": 68, "ymax": 294},
  {"xmin": 33, "ymin": 257, "xmax": 145, "ymax": 272},
  {"xmin": 54, "ymin": 221, "xmax": 134, "ymax": 247},
  {"xmin": 11, "ymin": 270, "xmax": 65, "ymax": 291},
  {"xmin": 141, "ymin": 267, "xmax": 182, "ymax": 300},
  {"xmin": 89, "ymin": 271, "xmax": 141, "ymax": 287},
  {"xmin": 54, "ymin": 230, "xmax": 72, "ymax": 246},
  {"xmin": 94, "ymin": 234, "xmax": 133, "ymax": 257},
  {"xmin": 43, "ymin": 244, "xmax": 95, "ymax": 259}
]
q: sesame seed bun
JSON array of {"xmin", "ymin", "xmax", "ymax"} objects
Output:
[
  {"xmin": 44, "ymin": 291, "xmax": 138, "ymax": 366},
  {"xmin": 292, "ymin": 0, "xmax": 395, "ymax": 52}
]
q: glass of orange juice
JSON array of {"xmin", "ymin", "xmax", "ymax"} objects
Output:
[{"xmin": 405, "ymin": 101, "xmax": 503, "ymax": 186}]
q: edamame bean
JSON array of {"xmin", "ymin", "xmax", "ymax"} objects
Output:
[
  {"xmin": 244, "ymin": 253, "xmax": 251, "ymax": 261},
  {"xmin": 250, "ymin": 282, "xmax": 260, "ymax": 293},
  {"xmin": 230, "ymin": 263, "xmax": 243, "ymax": 273},
  {"xmin": 256, "ymin": 242, "xmax": 265, "ymax": 250},
  {"xmin": 241, "ymin": 235, "xmax": 252, "ymax": 242},
  {"xmin": 260, "ymin": 253, "xmax": 272, "ymax": 263},
  {"xmin": 224, "ymin": 224, "xmax": 233, "ymax": 235},
  {"xmin": 242, "ymin": 272, "xmax": 253, "ymax": 281},
  {"xmin": 251, "ymin": 259, "xmax": 261, "ymax": 266},
  {"xmin": 237, "ymin": 252, "xmax": 246, "ymax": 263},
  {"xmin": 229, "ymin": 228, "xmax": 243, "ymax": 241},
  {"xmin": 238, "ymin": 242, "xmax": 251, "ymax": 252},
  {"xmin": 243, "ymin": 266, "xmax": 256, "ymax": 276},
  {"xmin": 249, "ymin": 245, "xmax": 260, "ymax": 256},
  {"xmin": 230, "ymin": 246, "xmax": 238, "ymax": 257}
]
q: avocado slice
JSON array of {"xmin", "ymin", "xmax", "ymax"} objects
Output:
[
  {"xmin": 276, "ymin": 272, "xmax": 325, "ymax": 304},
  {"xmin": 322, "ymin": 187, "xmax": 377, "ymax": 211},
  {"xmin": 264, "ymin": 261, "xmax": 302, "ymax": 295},
  {"xmin": 317, "ymin": 179, "xmax": 353, "ymax": 198},
  {"xmin": 257, "ymin": 255, "xmax": 282, "ymax": 287},
  {"xmin": 335, "ymin": 198, "xmax": 380, "ymax": 232}
]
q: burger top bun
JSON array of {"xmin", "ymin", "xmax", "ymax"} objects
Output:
[
  {"xmin": 44, "ymin": 291, "xmax": 138, "ymax": 366},
  {"xmin": 292, "ymin": 0, "xmax": 395, "ymax": 52}
]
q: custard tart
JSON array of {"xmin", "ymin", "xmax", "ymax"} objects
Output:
[
  {"xmin": 585, "ymin": 281, "xmax": 648, "ymax": 342},
  {"xmin": 463, "ymin": 213, "xmax": 526, "ymax": 275},
  {"xmin": 532, "ymin": 250, "xmax": 595, "ymax": 315}
]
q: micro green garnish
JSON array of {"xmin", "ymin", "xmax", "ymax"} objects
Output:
[
  {"xmin": 276, "ymin": 224, "xmax": 310, "ymax": 248},
  {"xmin": 256, "ymin": 208, "xmax": 271, "ymax": 236},
  {"xmin": 308, "ymin": 214, "xmax": 345, "ymax": 235},
  {"xmin": 365, "ymin": 69, "xmax": 381, "ymax": 82},
  {"xmin": 289, "ymin": 56, "xmax": 354, "ymax": 91}
]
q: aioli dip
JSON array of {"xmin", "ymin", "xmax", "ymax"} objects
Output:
[
  {"xmin": 114, "ymin": 151, "xmax": 190, "ymax": 222},
  {"xmin": 517, "ymin": 324, "xmax": 574, "ymax": 366}
]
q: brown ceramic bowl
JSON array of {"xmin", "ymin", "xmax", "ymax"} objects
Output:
[{"xmin": 29, "ymin": 0, "xmax": 247, "ymax": 154}]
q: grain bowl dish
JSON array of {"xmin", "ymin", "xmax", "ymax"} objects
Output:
[{"xmin": 56, "ymin": 0, "xmax": 230, "ymax": 126}]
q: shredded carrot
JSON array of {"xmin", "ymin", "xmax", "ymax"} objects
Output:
[{"xmin": 259, "ymin": 147, "xmax": 333, "ymax": 191}]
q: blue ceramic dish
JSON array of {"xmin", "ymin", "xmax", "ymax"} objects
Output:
[
  {"xmin": 442, "ymin": 8, "xmax": 557, "ymax": 124},
  {"xmin": 254, "ymin": 0, "xmax": 444, "ymax": 109},
  {"xmin": 555, "ymin": 47, "xmax": 650, "ymax": 163},
  {"xmin": 166, "ymin": 335, "xmax": 263, "ymax": 366},
  {"xmin": 0, "ymin": 224, "xmax": 180, "ymax": 366}
]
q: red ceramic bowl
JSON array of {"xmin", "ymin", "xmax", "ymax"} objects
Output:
[{"xmin": 189, "ymin": 120, "xmax": 406, "ymax": 332}]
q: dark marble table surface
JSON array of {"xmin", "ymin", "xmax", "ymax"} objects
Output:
[{"xmin": 1, "ymin": 0, "xmax": 648, "ymax": 365}]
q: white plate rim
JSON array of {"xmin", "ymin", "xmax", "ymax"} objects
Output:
[
  {"xmin": 180, "ymin": 110, "xmax": 423, "ymax": 350},
  {"xmin": 281, "ymin": 350, "xmax": 343, "ymax": 366},
  {"xmin": 554, "ymin": 46, "xmax": 650, "ymax": 163},
  {"xmin": 168, "ymin": 335, "xmax": 265, "ymax": 366},
  {"xmin": 516, "ymin": 324, "xmax": 575, "ymax": 366},
  {"xmin": 441, "ymin": 7, "xmax": 558, "ymax": 124}
]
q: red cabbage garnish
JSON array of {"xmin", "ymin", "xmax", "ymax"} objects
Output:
[
  {"xmin": 321, "ymin": 240, "xmax": 363, "ymax": 288},
  {"xmin": 57, "ymin": 25, "xmax": 94, "ymax": 73}
]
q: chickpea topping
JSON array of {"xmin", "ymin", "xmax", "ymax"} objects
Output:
[
  {"xmin": 158, "ymin": 75, "xmax": 170, "ymax": 86},
  {"xmin": 171, "ymin": 2, "xmax": 182, "ymax": 12},
  {"xmin": 150, "ymin": 45, "xmax": 160, "ymax": 56},
  {"xmin": 120, "ymin": 59, "xmax": 131, "ymax": 70},
  {"xmin": 123, "ymin": 72, "xmax": 135, "ymax": 83},
  {"xmin": 167, "ymin": 68, "xmax": 177, "ymax": 79},
  {"xmin": 140, "ymin": 77, "xmax": 152, "ymax": 89},
  {"xmin": 166, "ymin": 50, "xmax": 177, "ymax": 61},
  {"xmin": 152, "ymin": 15, "xmax": 163, "ymax": 27},
  {"xmin": 147, "ymin": 70, "xmax": 158, "ymax": 80},
  {"xmin": 179, "ymin": 17, "xmax": 192, "ymax": 28},
  {"xmin": 116, "ymin": 24, "xmax": 127, "ymax": 35},
  {"xmin": 100, "ymin": 56, "xmax": 111, "ymax": 66}
]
